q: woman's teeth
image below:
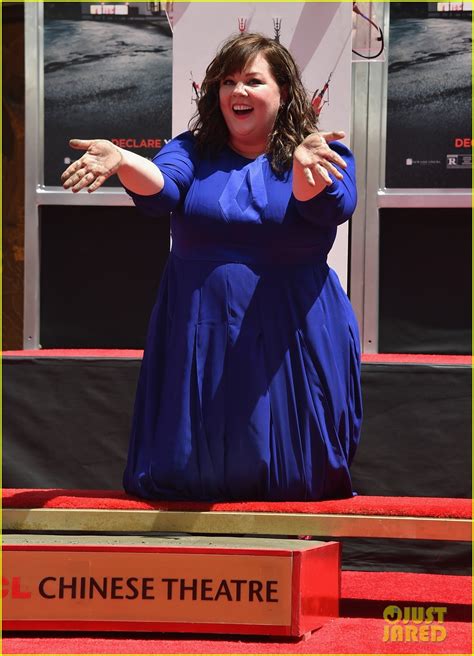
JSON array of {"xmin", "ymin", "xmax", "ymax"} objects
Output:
[{"xmin": 233, "ymin": 105, "xmax": 253, "ymax": 115}]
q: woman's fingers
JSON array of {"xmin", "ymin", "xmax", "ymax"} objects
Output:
[
  {"xmin": 302, "ymin": 162, "xmax": 331, "ymax": 187},
  {"xmin": 69, "ymin": 138, "xmax": 95, "ymax": 150},
  {"xmin": 320, "ymin": 146, "xmax": 347, "ymax": 170},
  {"xmin": 303, "ymin": 167, "xmax": 315, "ymax": 186},
  {"xmin": 87, "ymin": 174, "xmax": 107, "ymax": 193},
  {"xmin": 319, "ymin": 130, "xmax": 345, "ymax": 143},
  {"xmin": 67, "ymin": 167, "xmax": 92, "ymax": 193},
  {"xmin": 302, "ymin": 136, "xmax": 347, "ymax": 169},
  {"xmin": 70, "ymin": 170, "xmax": 107, "ymax": 193},
  {"xmin": 63, "ymin": 164, "xmax": 100, "ymax": 193},
  {"xmin": 62, "ymin": 162, "xmax": 111, "ymax": 192},
  {"xmin": 61, "ymin": 158, "xmax": 83, "ymax": 184},
  {"xmin": 62, "ymin": 163, "xmax": 87, "ymax": 189},
  {"xmin": 313, "ymin": 162, "xmax": 333, "ymax": 186},
  {"xmin": 319, "ymin": 157, "xmax": 344, "ymax": 180},
  {"xmin": 299, "ymin": 153, "xmax": 344, "ymax": 187}
]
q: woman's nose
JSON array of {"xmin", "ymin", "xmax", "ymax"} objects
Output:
[{"xmin": 232, "ymin": 81, "xmax": 248, "ymax": 95}]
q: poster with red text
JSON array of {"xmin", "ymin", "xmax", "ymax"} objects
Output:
[
  {"xmin": 385, "ymin": 2, "xmax": 471, "ymax": 188},
  {"xmin": 43, "ymin": 2, "xmax": 172, "ymax": 187}
]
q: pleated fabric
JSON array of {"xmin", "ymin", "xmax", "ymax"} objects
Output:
[{"xmin": 123, "ymin": 132, "xmax": 362, "ymax": 501}]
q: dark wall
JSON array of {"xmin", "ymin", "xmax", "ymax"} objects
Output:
[
  {"xmin": 3, "ymin": 2, "xmax": 25, "ymax": 349},
  {"xmin": 379, "ymin": 208, "xmax": 471, "ymax": 354},
  {"xmin": 4, "ymin": 358, "xmax": 471, "ymax": 499},
  {"xmin": 40, "ymin": 205, "xmax": 170, "ymax": 348}
]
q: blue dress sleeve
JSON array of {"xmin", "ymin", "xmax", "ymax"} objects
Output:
[
  {"xmin": 294, "ymin": 141, "xmax": 357, "ymax": 227},
  {"xmin": 124, "ymin": 131, "xmax": 197, "ymax": 216}
]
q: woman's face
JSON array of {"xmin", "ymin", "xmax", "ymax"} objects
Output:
[{"xmin": 219, "ymin": 52, "xmax": 284, "ymax": 155}]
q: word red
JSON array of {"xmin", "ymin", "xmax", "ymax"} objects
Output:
[
  {"xmin": 2, "ymin": 577, "xmax": 32, "ymax": 599},
  {"xmin": 112, "ymin": 138, "xmax": 163, "ymax": 149},
  {"xmin": 454, "ymin": 138, "xmax": 472, "ymax": 148}
]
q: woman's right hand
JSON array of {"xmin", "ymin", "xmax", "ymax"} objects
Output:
[{"xmin": 61, "ymin": 139, "xmax": 123, "ymax": 193}]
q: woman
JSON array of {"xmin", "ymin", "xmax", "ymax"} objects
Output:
[{"xmin": 62, "ymin": 33, "xmax": 362, "ymax": 501}]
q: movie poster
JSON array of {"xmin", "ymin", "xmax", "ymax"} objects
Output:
[
  {"xmin": 43, "ymin": 2, "xmax": 172, "ymax": 187},
  {"xmin": 385, "ymin": 2, "xmax": 471, "ymax": 188}
]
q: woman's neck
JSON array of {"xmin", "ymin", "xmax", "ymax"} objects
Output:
[{"xmin": 228, "ymin": 137, "xmax": 267, "ymax": 159}]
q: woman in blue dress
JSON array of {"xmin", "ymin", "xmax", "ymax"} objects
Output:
[{"xmin": 62, "ymin": 33, "xmax": 362, "ymax": 502}]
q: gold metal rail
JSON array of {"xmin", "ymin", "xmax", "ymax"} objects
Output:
[{"xmin": 3, "ymin": 508, "xmax": 471, "ymax": 542}]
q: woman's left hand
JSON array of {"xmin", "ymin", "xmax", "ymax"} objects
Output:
[{"xmin": 294, "ymin": 131, "xmax": 347, "ymax": 187}]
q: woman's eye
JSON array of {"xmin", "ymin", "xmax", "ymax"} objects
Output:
[
  {"xmin": 222, "ymin": 79, "xmax": 235, "ymax": 86},
  {"xmin": 249, "ymin": 78, "xmax": 263, "ymax": 85}
]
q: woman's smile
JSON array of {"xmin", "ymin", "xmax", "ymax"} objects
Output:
[{"xmin": 232, "ymin": 104, "xmax": 254, "ymax": 117}]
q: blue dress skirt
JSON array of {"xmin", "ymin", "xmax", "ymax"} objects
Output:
[{"xmin": 123, "ymin": 132, "xmax": 362, "ymax": 501}]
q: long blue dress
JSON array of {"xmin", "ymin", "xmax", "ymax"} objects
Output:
[{"xmin": 123, "ymin": 131, "xmax": 362, "ymax": 501}]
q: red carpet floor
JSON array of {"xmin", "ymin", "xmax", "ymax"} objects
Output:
[
  {"xmin": 2, "ymin": 349, "xmax": 145, "ymax": 358},
  {"xmin": 3, "ymin": 572, "xmax": 471, "ymax": 654},
  {"xmin": 3, "ymin": 349, "xmax": 472, "ymax": 366},
  {"xmin": 4, "ymin": 489, "xmax": 471, "ymax": 518}
]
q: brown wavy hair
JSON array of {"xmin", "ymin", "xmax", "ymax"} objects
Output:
[{"xmin": 189, "ymin": 33, "xmax": 318, "ymax": 173}]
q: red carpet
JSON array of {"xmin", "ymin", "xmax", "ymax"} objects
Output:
[
  {"xmin": 340, "ymin": 571, "xmax": 471, "ymax": 621},
  {"xmin": 361, "ymin": 353, "xmax": 471, "ymax": 365},
  {"xmin": 3, "ymin": 349, "xmax": 471, "ymax": 365},
  {"xmin": 2, "ymin": 349, "xmax": 144, "ymax": 358},
  {"xmin": 4, "ymin": 488, "xmax": 471, "ymax": 518},
  {"xmin": 3, "ymin": 572, "xmax": 471, "ymax": 654}
]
